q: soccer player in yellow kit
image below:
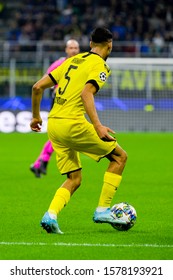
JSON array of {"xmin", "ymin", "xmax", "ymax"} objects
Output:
[{"xmin": 30, "ymin": 27, "xmax": 127, "ymax": 234}]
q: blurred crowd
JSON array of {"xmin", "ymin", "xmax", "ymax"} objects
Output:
[{"xmin": 1, "ymin": 0, "xmax": 173, "ymax": 55}]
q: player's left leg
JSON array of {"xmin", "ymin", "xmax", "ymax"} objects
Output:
[
  {"xmin": 41, "ymin": 119, "xmax": 83, "ymax": 233},
  {"xmin": 48, "ymin": 169, "xmax": 82, "ymax": 215},
  {"xmin": 40, "ymin": 169, "xmax": 82, "ymax": 234}
]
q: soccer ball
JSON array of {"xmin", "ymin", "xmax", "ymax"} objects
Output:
[{"xmin": 111, "ymin": 202, "xmax": 137, "ymax": 231}]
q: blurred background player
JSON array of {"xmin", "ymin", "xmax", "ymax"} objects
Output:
[{"xmin": 30, "ymin": 39, "xmax": 80, "ymax": 178}]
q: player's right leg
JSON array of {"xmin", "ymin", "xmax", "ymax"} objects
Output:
[{"xmin": 93, "ymin": 144, "xmax": 128, "ymax": 225}]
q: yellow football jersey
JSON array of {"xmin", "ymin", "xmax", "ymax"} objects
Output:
[{"xmin": 48, "ymin": 51, "xmax": 111, "ymax": 119}]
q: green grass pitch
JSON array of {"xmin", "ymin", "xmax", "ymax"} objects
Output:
[{"xmin": 0, "ymin": 132, "xmax": 173, "ymax": 260}]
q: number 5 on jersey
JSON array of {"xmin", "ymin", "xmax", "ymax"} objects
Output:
[{"xmin": 58, "ymin": 65, "xmax": 78, "ymax": 95}]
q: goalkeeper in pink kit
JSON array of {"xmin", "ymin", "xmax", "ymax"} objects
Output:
[{"xmin": 30, "ymin": 39, "xmax": 80, "ymax": 178}]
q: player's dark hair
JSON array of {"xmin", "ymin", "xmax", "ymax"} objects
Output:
[{"xmin": 91, "ymin": 27, "xmax": 113, "ymax": 43}]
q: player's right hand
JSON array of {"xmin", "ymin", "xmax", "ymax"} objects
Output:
[{"xmin": 95, "ymin": 125, "xmax": 116, "ymax": 141}]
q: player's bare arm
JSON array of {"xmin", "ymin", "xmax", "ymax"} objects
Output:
[
  {"xmin": 30, "ymin": 75, "xmax": 54, "ymax": 132},
  {"xmin": 81, "ymin": 83, "xmax": 115, "ymax": 141}
]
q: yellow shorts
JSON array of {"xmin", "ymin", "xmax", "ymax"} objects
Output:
[{"xmin": 47, "ymin": 117, "xmax": 117, "ymax": 174}]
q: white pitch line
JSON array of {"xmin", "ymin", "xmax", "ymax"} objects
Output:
[{"xmin": 0, "ymin": 242, "xmax": 173, "ymax": 248}]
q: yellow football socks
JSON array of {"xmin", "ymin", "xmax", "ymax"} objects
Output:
[
  {"xmin": 98, "ymin": 172, "xmax": 122, "ymax": 208},
  {"xmin": 48, "ymin": 187, "xmax": 70, "ymax": 216}
]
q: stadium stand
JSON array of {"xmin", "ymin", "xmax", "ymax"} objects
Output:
[
  {"xmin": 0, "ymin": 0, "xmax": 173, "ymax": 132},
  {"xmin": 0, "ymin": 0, "xmax": 173, "ymax": 58}
]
